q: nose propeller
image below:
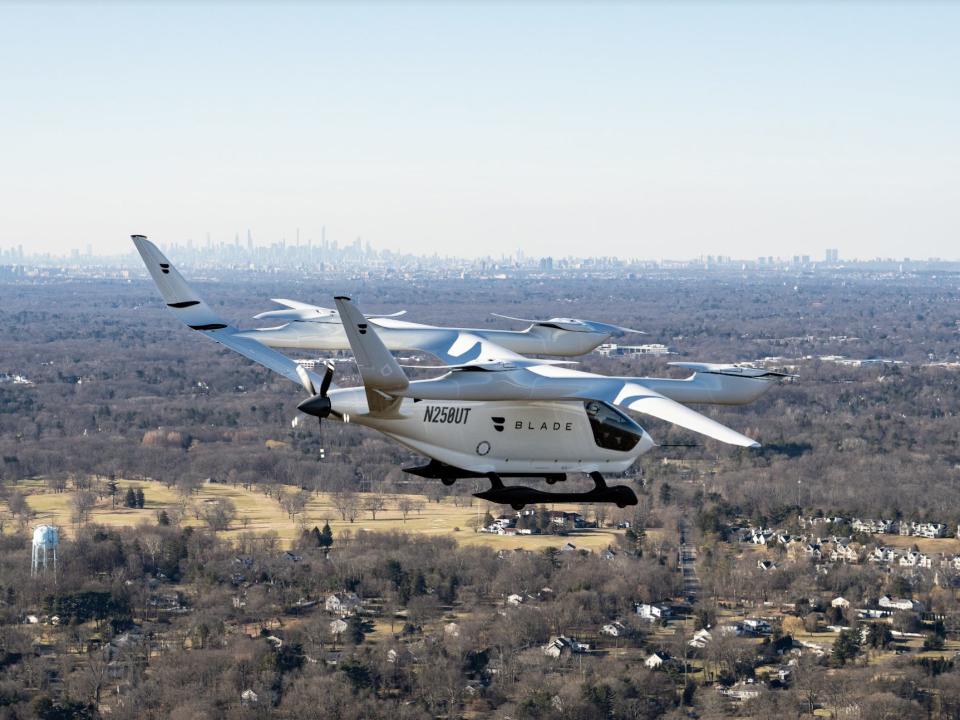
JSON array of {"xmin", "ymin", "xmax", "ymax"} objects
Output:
[{"xmin": 296, "ymin": 361, "xmax": 335, "ymax": 427}]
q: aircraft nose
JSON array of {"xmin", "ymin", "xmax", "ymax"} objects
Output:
[{"xmin": 639, "ymin": 429, "xmax": 656, "ymax": 454}]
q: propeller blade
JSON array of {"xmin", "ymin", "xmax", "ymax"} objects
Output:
[
  {"xmin": 319, "ymin": 360, "xmax": 335, "ymax": 396},
  {"xmin": 491, "ymin": 313, "xmax": 538, "ymax": 324},
  {"xmin": 587, "ymin": 321, "xmax": 646, "ymax": 336},
  {"xmin": 492, "ymin": 313, "xmax": 645, "ymax": 336},
  {"xmin": 295, "ymin": 365, "xmax": 316, "ymax": 395}
]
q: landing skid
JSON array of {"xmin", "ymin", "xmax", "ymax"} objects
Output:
[
  {"xmin": 404, "ymin": 460, "xmax": 566, "ymax": 486},
  {"xmin": 473, "ymin": 471, "xmax": 637, "ymax": 510}
]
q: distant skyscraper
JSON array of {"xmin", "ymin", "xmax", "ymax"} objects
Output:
[{"xmin": 825, "ymin": 248, "xmax": 839, "ymax": 263}]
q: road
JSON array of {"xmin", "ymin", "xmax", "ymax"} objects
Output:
[{"xmin": 678, "ymin": 520, "xmax": 700, "ymax": 603}]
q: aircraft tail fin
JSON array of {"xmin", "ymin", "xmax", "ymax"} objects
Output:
[
  {"xmin": 132, "ymin": 234, "xmax": 227, "ymax": 330},
  {"xmin": 334, "ymin": 296, "xmax": 409, "ymax": 413},
  {"xmin": 132, "ymin": 235, "xmax": 328, "ymax": 391}
]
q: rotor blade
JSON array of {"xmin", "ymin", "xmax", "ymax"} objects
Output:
[
  {"xmin": 492, "ymin": 313, "xmax": 645, "ymax": 336},
  {"xmin": 398, "ymin": 358, "xmax": 578, "ymax": 370},
  {"xmin": 319, "ymin": 361, "xmax": 335, "ymax": 396},
  {"xmin": 491, "ymin": 313, "xmax": 537, "ymax": 324},
  {"xmin": 585, "ymin": 321, "xmax": 647, "ymax": 336},
  {"xmin": 295, "ymin": 365, "xmax": 316, "ymax": 395},
  {"xmin": 668, "ymin": 362, "xmax": 797, "ymax": 379}
]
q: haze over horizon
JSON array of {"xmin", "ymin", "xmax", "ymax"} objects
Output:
[{"xmin": 1, "ymin": 2, "xmax": 957, "ymax": 261}]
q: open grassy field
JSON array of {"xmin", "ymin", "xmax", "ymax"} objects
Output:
[
  {"xmin": 6, "ymin": 478, "xmax": 627, "ymax": 552},
  {"xmin": 876, "ymin": 533, "xmax": 960, "ymax": 555}
]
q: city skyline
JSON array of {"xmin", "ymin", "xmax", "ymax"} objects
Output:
[{"xmin": 1, "ymin": 3, "xmax": 958, "ymax": 260}]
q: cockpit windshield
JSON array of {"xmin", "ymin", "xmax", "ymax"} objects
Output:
[{"xmin": 583, "ymin": 401, "xmax": 644, "ymax": 451}]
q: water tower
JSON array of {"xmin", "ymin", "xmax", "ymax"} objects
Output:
[{"xmin": 31, "ymin": 525, "xmax": 59, "ymax": 576}]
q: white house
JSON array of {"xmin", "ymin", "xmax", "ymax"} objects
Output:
[
  {"xmin": 831, "ymin": 597, "xmax": 851, "ymax": 609},
  {"xmin": 830, "ymin": 543, "xmax": 860, "ymax": 563},
  {"xmin": 901, "ymin": 521, "xmax": 947, "ymax": 538},
  {"xmin": 644, "ymin": 651, "xmax": 671, "ymax": 669},
  {"xmin": 869, "ymin": 546, "xmax": 898, "ymax": 564},
  {"xmin": 742, "ymin": 618, "xmax": 773, "ymax": 635},
  {"xmin": 721, "ymin": 680, "xmax": 762, "ymax": 701},
  {"xmin": 325, "ymin": 591, "xmax": 363, "ymax": 616},
  {"xmin": 878, "ymin": 596, "xmax": 921, "ymax": 612},
  {"xmin": 543, "ymin": 635, "xmax": 589, "ymax": 658},
  {"xmin": 636, "ymin": 603, "xmax": 671, "ymax": 622},
  {"xmin": 601, "ymin": 621, "xmax": 628, "ymax": 637},
  {"xmin": 689, "ymin": 629, "xmax": 712, "ymax": 649},
  {"xmin": 899, "ymin": 551, "xmax": 933, "ymax": 569}
]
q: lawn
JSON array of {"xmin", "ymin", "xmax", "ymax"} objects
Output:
[{"xmin": 7, "ymin": 478, "xmax": 626, "ymax": 552}]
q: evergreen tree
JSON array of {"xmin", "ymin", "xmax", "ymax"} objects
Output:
[
  {"xmin": 318, "ymin": 521, "xmax": 333, "ymax": 549},
  {"xmin": 134, "ymin": 487, "xmax": 145, "ymax": 508},
  {"xmin": 867, "ymin": 623, "xmax": 893, "ymax": 649},
  {"xmin": 413, "ymin": 571, "xmax": 427, "ymax": 596},
  {"xmin": 347, "ymin": 614, "xmax": 368, "ymax": 645},
  {"xmin": 124, "ymin": 487, "xmax": 137, "ymax": 508},
  {"xmin": 310, "ymin": 525, "xmax": 323, "ymax": 547},
  {"xmin": 157, "ymin": 510, "xmax": 170, "ymax": 526},
  {"xmin": 832, "ymin": 627, "xmax": 860, "ymax": 666},
  {"xmin": 659, "ymin": 482, "xmax": 673, "ymax": 506}
]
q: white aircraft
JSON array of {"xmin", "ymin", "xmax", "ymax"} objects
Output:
[
  {"xmin": 238, "ymin": 299, "xmax": 645, "ymax": 362},
  {"xmin": 133, "ymin": 235, "xmax": 789, "ymax": 509}
]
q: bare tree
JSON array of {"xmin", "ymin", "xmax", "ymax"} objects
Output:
[
  {"xmin": 281, "ymin": 489, "xmax": 310, "ymax": 521},
  {"xmin": 202, "ymin": 498, "xmax": 236, "ymax": 531},
  {"xmin": 6, "ymin": 491, "xmax": 31, "ymax": 522},
  {"xmin": 331, "ymin": 491, "xmax": 360, "ymax": 523},
  {"xmin": 397, "ymin": 498, "xmax": 414, "ymax": 524},
  {"xmin": 70, "ymin": 490, "xmax": 97, "ymax": 527},
  {"xmin": 363, "ymin": 494, "xmax": 386, "ymax": 520}
]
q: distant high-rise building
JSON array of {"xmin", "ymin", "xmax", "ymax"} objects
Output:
[{"xmin": 825, "ymin": 248, "xmax": 839, "ymax": 263}]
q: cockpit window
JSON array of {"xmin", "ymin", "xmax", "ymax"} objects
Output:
[{"xmin": 584, "ymin": 400, "xmax": 643, "ymax": 451}]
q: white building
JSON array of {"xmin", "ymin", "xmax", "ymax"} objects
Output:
[
  {"xmin": 325, "ymin": 591, "xmax": 363, "ymax": 616},
  {"xmin": 644, "ymin": 651, "xmax": 671, "ymax": 669},
  {"xmin": 636, "ymin": 603, "xmax": 671, "ymax": 622},
  {"xmin": 595, "ymin": 343, "xmax": 671, "ymax": 357},
  {"xmin": 878, "ymin": 596, "xmax": 921, "ymax": 612}
]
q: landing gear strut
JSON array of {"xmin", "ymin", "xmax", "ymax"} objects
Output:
[{"xmin": 473, "ymin": 472, "xmax": 637, "ymax": 510}]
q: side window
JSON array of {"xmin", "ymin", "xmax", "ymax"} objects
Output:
[{"xmin": 585, "ymin": 401, "xmax": 642, "ymax": 451}]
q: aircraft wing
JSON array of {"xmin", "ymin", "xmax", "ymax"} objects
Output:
[
  {"xmin": 132, "ymin": 235, "xmax": 326, "ymax": 392},
  {"xmin": 587, "ymin": 381, "xmax": 759, "ymax": 447},
  {"xmin": 401, "ymin": 365, "xmax": 760, "ymax": 447},
  {"xmin": 541, "ymin": 368, "xmax": 760, "ymax": 447}
]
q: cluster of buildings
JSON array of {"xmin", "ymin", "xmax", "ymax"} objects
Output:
[
  {"xmin": 737, "ymin": 516, "xmax": 960, "ymax": 575},
  {"xmin": 0, "ymin": 371, "xmax": 32, "ymax": 385},
  {"xmin": 799, "ymin": 514, "xmax": 949, "ymax": 538},
  {"xmin": 593, "ymin": 343, "xmax": 671, "ymax": 357},
  {"xmin": 480, "ymin": 510, "xmax": 596, "ymax": 536}
]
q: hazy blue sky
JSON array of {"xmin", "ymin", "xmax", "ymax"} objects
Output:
[{"xmin": 1, "ymin": 2, "xmax": 957, "ymax": 260}]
